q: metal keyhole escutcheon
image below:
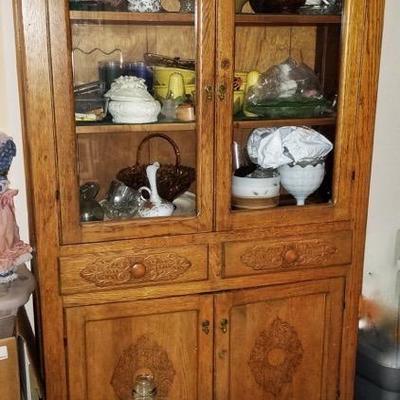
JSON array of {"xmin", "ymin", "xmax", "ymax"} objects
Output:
[
  {"xmin": 220, "ymin": 318, "xmax": 228, "ymax": 334},
  {"xmin": 202, "ymin": 320, "xmax": 210, "ymax": 335},
  {"xmin": 218, "ymin": 84, "xmax": 227, "ymax": 101}
]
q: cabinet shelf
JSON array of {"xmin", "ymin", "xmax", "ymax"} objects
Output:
[
  {"xmin": 76, "ymin": 121, "xmax": 196, "ymax": 135},
  {"xmin": 233, "ymin": 116, "xmax": 336, "ymax": 129},
  {"xmin": 235, "ymin": 13, "xmax": 342, "ymax": 26},
  {"xmin": 75, "ymin": 117, "xmax": 335, "ymax": 134},
  {"xmin": 69, "ymin": 11, "xmax": 195, "ymax": 25}
]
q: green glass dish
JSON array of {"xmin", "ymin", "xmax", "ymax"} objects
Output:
[{"xmin": 245, "ymin": 96, "xmax": 333, "ymax": 119}]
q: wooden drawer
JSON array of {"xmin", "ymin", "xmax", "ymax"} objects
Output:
[
  {"xmin": 59, "ymin": 244, "xmax": 208, "ymax": 295},
  {"xmin": 223, "ymin": 231, "xmax": 352, "ymax": 278}
]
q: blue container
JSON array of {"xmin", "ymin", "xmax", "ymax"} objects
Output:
[{"xmin": 124, "ymin": 61, "xmax": 154, "ymax": 91}]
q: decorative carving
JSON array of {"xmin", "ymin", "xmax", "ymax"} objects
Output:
[
  {"xmin": 241, "ymin": 240, "xmax": 337, "ymax": 271},
  {"xmin": 248, "ymin": 318, "xmax": 304, "ymax": 397},
  {"xmin": 80, "ymin": 252, "xmax": 192, "ymax": 287},
  {"xmin": 111, "ymin": 335, "xmax": 176, "ymax": 400}
]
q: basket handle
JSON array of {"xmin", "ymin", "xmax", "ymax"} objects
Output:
[{"xmin": 136, "ymin": 133, "xmax": 181, "ymax": 168}]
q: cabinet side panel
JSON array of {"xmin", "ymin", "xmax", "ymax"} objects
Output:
[
  {"xmin": 14, "ymin": 1, "xmax": 67, "ymax": 399},
  {"xmin": 341, "ymin": 0, "xmax": 386, "ymax": 398}
]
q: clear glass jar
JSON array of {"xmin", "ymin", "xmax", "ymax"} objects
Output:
[{"xmin": 133, "ymin": 375, "xmax": 157, "ymax": 399}]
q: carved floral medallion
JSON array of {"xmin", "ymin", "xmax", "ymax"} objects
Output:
[
  {"xmin": 248, "ymin": 317, "xmax": 304, "ymax": 397},
  {"xmin": 80, "ymin": 252, "xmax": 192, "ymax": 287},
  {"xmin": 111, "ymin": 335, "xmax": 176, "ymax": 400},
  {"xmin": 241, "ymin": 239, "xmax": 337, "ymax": 271}
]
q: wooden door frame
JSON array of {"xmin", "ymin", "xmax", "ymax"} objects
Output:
[
  {"xmin": 214, "ymin": 0, "xmax": 371, "ymax": 232},
  {"xmin": 340, "ymin": 0, "xmax": 386, "ymax": 398},
  {"xmin": 13, "ymin": 1, "xmax": 68, "ymax": 399}
]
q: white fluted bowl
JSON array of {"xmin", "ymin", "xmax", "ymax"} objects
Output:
[{"xmin": 278, "ymin": 163, "xmax": 325, "ymax": 206}]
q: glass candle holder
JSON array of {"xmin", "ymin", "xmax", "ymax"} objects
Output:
[{"xmin": 98, "ymin": 60, "xmax": 125, "ymax": 90}]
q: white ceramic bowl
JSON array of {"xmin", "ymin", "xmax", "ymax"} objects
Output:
[
  {"xmin": 278, "ymin": 163, "xmax": 325, "ymax": 206},
  {"xmin": 232, "ymin": 175, "xmax": 280, "ymax": 209}
]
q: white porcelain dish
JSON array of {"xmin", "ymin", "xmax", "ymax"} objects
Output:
[
  {"xmin": 232, "ymin": 175, "xmax": 280, "ymax": 209},
  {"xmin": 172, "ymin": 192, "xmax": 196, "ymax": 216},
  {"xmin": 278, "ymin": 162, "xmax": 325, "ymax": 206},
  {"xmin": 105, "ymin": 76, "xmax": 161, "ymax": 123}
]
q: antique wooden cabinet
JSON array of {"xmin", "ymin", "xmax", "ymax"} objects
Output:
[{"xmin": 14, "ymin": 0, "xmax": 384, "ymax": 399}]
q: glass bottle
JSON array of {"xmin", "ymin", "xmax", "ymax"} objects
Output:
[{"xmin": 132, "ymin": 375, "xmax": 157, "ymax": 400}]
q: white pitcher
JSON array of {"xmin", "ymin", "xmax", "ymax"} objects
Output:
[{"xmin": 138, "ymin": 162, "xmax": 174, "ymax": 218}]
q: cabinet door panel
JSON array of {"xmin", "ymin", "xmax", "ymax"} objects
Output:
[
  {"xmin": 65, "ymin": 295, "xmax": 213, "ymax": 400},
  {"xmin": 215, "ymin": 0, "xmax": 367, "ymax": 231},
  {"xmin": 48, "ymin": 0, "xmax": 216, "ymax": 244},
  {"xmin": 215, "ymin": 279, "xmax": 344, "ymax": 400}
]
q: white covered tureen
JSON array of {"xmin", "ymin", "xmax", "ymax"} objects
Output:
[{"xmin": 105, "ymin": 76, "xmax": 161, "ymax": 124}]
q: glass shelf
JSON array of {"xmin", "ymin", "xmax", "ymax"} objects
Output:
[
  {"xmin": 233, "ymin": 115, "xmax": 336, "ymax": 129},
  {"xmin": 76, "ymin": 121, "xmax": 196, "ymax": 135},
  {"xmin": 235, "ymin": 13, "xmax": 342, "ymax": 26}
]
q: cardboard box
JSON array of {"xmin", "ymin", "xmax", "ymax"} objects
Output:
[
  {"xmin": 16, "ymin": 308, "xmax": 43, "ymax": 400},
  {"xmin": 0, "ymin": 336, "xmax": 21, "ymax": 400}
]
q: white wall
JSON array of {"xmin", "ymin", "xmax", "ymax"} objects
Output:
[
  {"xmin": 362, "ymin": 0, "xmax": 400, "ymax": 313},
  {"xmin": 0, "ymin": 1, "xmax": 34, "ymax": 324}
]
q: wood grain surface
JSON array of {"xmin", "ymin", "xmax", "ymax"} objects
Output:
[
  {"xmin": 14, "ymin": 0, "xmax": 384, "ymax": 398},
  {"xmin": 215, "ymin": 278, "xmax": 344, "ymax": 400}
]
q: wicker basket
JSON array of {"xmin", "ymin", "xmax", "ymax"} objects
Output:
[{"xmin": 117, "ymin": 133, "xmax": 196, "ymax": 202}]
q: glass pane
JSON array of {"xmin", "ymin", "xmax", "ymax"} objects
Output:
[
  {"xmin": 232, "ymin": 0, "xmax": 343, "ymax": 211},
  {"xmin": 68, "ymin": 0, "xmax": 198, "ymax": 223}
]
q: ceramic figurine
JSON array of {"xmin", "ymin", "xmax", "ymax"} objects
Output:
[
  {"xmin": 0, "ymin": 132, "xmax": 32, "ymax": 283},
  {"xmin": 138, "ymin": 162, "xmax": 174, "ymax": 218}
]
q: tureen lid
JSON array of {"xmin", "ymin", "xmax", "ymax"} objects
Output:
[{"xmin": 105, "ymin": 76, "xmax": 155, "ymax": 102}]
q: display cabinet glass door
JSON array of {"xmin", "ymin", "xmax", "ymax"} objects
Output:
[
  {"xmin": 215, "ymin": 0, "xmax": 362, "ymax": 231},
  {"xmin": 48, "ymin": 0, "xmax": 215, "ymax": 244}
]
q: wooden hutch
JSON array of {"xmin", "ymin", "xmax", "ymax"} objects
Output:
[{"xmin": 14, "ymin": 0, "xmax": 384, "ymax": 398}]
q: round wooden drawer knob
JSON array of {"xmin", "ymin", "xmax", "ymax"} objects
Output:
[
  {"xmin": 284, "ymin": 249, "xmax": 299, "ymax": 264},
  {"xmin": 132, "ymin": 263, "xmax": 146, "ymax": 279}
]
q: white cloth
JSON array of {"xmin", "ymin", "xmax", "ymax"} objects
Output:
[{"xmin": 247, "ymin": 126, "xmax": 333, "ymax": 169}]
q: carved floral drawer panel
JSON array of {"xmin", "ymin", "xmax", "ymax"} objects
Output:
[
  {"xmin": 222, "ymin": 231, "xmax": 352, "ymax": 278},
  {"xmin": 59, "ymin": 244, "xmax": 208, "ymax": 295}
]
